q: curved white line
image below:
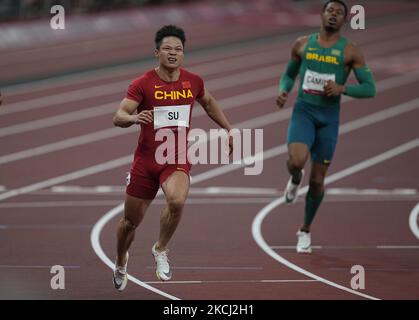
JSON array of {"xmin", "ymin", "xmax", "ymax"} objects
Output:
[
  {"xmin": 252, "ymin": 194, "xmax": 380, "ymax": 300},
  {"xmin": 408, "ymin": 202, "xmax": 419, "ymax": 240},
  {"xmin": 252, "ymin": 138, "xmax": 419, "ymax": 300},
  {"xmin": 90, "ymin": 202, "xmax": 180, "ymax": 300}
]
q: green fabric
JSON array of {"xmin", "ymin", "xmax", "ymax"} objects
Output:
[
  {"xmin": 279, "ymin": 59, "xmax": 300, "ymax": 93},
  {"xmin": 298, "ymin": 33, "xmax": 349, "ymax": 107},
  {"xmin": 304, "ymin": 191, "xmax": 324, "ymax": 226},
  {"xmin": 344, "ymin": 66, "xmax": 376, "ymax": 98}
]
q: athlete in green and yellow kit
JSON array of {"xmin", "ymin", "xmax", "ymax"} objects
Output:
[{"xmin": 276, "ymin": 0, "xmax": 376, "ymax": 253}]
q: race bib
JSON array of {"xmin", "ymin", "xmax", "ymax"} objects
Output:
[
  {"xmin": 153, "ymin": 104, "xmax": 191, "ymax": 130},
  {"xmin": 302, "ymin": 69, "xmax": 336, "ymax": 95}
]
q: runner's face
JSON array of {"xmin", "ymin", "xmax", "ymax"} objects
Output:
[
  {"xmin": 156, "ymin": 36, "xmax": 184, "ymax": 70},
  {"xmin": 321, "ymin": 2, "xmax": 346, "ymax": 32}
]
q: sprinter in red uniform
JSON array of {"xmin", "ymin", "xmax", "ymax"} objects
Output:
[{"xmin": 112, "ymin": 25, "xmax": 233, "ymax": 290}]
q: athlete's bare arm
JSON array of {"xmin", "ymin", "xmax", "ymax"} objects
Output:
[
  {"xmin": 197, "ymin": 88, "xmax": 233, "ymax": 154},
  {"xmin": 276, "ymin": 36, "xmax": 308, "ymax": 108},
  {"xmin": 113, "ymin": 98, "xmax": 153, "ymax": 128},
  {"xmin": 198, "ymin": 89, "xmax": 232, "ymax": 131},
  {"xmin": 292, "ymin": 36, "xmax": 309, "ymax": 61}
]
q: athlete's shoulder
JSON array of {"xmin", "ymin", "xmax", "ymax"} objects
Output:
[
  {"xmin": 180, "ymin": 68, "xmax": 203, "ymax": 82},
  {"xmin": 344, "ymin": 41, "xmax": 364, "ymax": 58},
  {"xmin": 292, "ymin": 35, "xmax": 310, "ymax": 58},
  {"xmin": 296, "ymin": 35, "xmax": 310, "ymax": 44},
  {"xmin": 131, "ymin": 69, "xmax": 156, "ymax": 85},
  {"xmin": 346, "ymin": 41, "xmax": 361, "ymax": 50}
]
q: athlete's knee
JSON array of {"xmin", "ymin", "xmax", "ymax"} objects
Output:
[
  {"xmin": 120, "ymin": 217, "xmax": 138, "ymax": 231},
  {"xmin": 287, "ymin": 156, "xmax": 305, "ymax": 172},
  {"xmin": 288, "ymin": 144, "xmax": 309, "ymax": 170},
  {"xmin": 167, "ymin": 195, "xmax": 186, "ymax": 214}
]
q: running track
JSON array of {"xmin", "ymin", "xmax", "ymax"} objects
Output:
[{"xmin": 0, "ymin": 3, "xmax": 419, "ymax": 300}]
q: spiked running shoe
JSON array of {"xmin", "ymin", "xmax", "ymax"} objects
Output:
[
  {"xmin": 284, "ymin": 170, "xmax": 304, "ymax": 204},
  {"xmin": 113, "ymin": 252, "xmax": 129, "ymax": 291},
  {"xmin": 296, "ymin": 230, "xmax": 312, "ymax": 254},
  {"xmin": 152, "ymin": 242, "xmax": 172, "ymax": 281}
]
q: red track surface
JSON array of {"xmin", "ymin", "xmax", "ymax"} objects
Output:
[{"xmin": 0, "ymin": 1, "xmax": 419, "ymax": 300}]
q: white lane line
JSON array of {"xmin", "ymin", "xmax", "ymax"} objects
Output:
[
  {"xmin": 326, "ymin": 188, "xmax": 417, "ymax": 196},
  {"xmin": 0, "ymin": 201, "xmax": 121, "ymax": 208},
  {"xmin": 3, "ymin": 195, "xmax": 418, "ymax": 208},
  {"xmin": 143, "ymin": 279, "xmax": 319, "ymax": 285},
  {"xmin": 2, "ymin": 66, "xmax": 419, "ymax": 166},
  {"xmin": 0, "ymin": 102, "xmax": 115, "ymax": 138},
  {"xmin": 0, "ymin": 198, "xmax": 276, "ymax": 208},
  {"xmin": 271, "ymin": 245, "xmax": 419, "ymax": 250},
  {"xmin": 252, "ymin": 137, "xmax": 419, "ymax": 301},
  {"xmin": 145, "ymin": 266, "xmax": 263, "ymax": 270},
  {"xmin": 408, "ymin": 203, "xmax": 419, "ymax": 240},
  {"xmin": 0, "ymin": 265, "xmax": 80, "ymax": 269},
  {"xmin": 2, "ymin": 96, "xmax": 419, "ymax": 203},
  {"xmin": 321, "ymin": 198, "xmax": 419, "ymax": 202},
  {"xmin": 0, "ymin": 126, "xmax": 136, "ymax": 165},
  {"xmin": 189, "ymin": 187, "xmax": 279, "ymax": 195},
  {"xmin": 3, "ymin": 186, "xmax": 415, "ymax": 197},
  {"xmin": 1, "ymin": 82, "xmax": 126, "ymax": 116},
  {"xmin": 51, "ymin": 185, "xmax": 124, "ymax": 193},
  {"xmin": 184, "ymin": 198, "xmax": 278, "ymax": 204},
  {"xmin": 377, "ymin": 245, "xmax": 419, "ymax": 249},
  {"xmin": 0, "ymin": 155, "xmax": 132, "ymax": 201},
  {"xmin": 328, "ymin": 267, "xmax": 419, "ymax": 272},
  {"xmin": 0, "ymin": 224, "xmax": 91, "ymax": 229},
  {"xmin": 46, "ymin": 185, "xmax": 280, "ymax": 195}
]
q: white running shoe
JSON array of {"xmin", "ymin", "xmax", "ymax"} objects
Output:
[
  {"xmin": 113, "ymin": 252, "xmax": 129, "ymax": 291},
  {"xmin": 284, "ymin": 170, "xmax": 304, "ymax": 204},
  {"xmin": 296, "ymin": 230, "xmax": 312, "ymax": 254},
  {"xmin": 152, "ymin": 242, "xmax": 172, "ymax": 281}
]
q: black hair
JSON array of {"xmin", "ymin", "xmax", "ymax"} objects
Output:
[
  {"xmin": 155, "ymin": 25, "xmax": 186, "ymax": 49},
  {"xmin": 322, "ymin": 0, "xmax": 348, "ymax": 18}
]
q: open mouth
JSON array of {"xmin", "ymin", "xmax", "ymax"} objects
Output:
[
  {"xmin": 328, "ymin": 17, "xmax": 337, "ymax": 25},
  {"xmin": 168, "ymin": 57, "xmax": 177, "ymax": 63}
]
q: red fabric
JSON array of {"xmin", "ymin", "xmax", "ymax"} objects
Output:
[{"xmin": 124, "ymin": 68, "xmax": 204, "ymax": 199}]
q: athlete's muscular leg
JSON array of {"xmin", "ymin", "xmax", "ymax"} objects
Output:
[
  {"xmin": 157, "ymin": 171, "xmax": 190, "ymax": 251},
  {"xmin": 300, "ymin": 162, "xmax": 329, "ymax": 233},
  {"xmin": 287, "ymin": 142, "xmax": 310, "ymax": 183},
  {"xmin": 116, "ymin": 194, "xmax": 152, "ymax": 266},
  {"xmin": 309, "ymin": 162, "xmax": 329, "ymax": 195}
]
